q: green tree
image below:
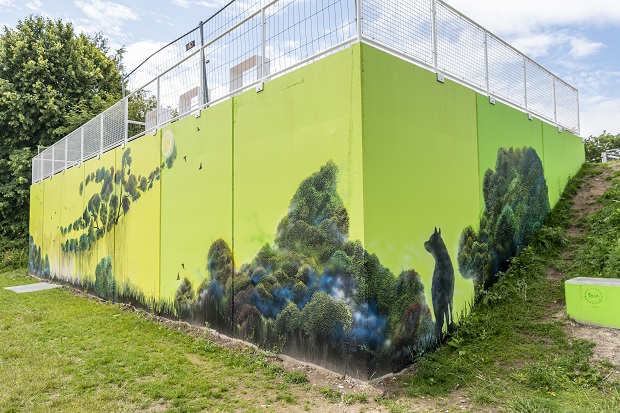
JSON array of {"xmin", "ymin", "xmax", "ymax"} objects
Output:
[
  {"xmin": 0, "ymin": 16, "xmax": 123, "ymax": 245},
  {"xmin": 584, "ymin": 131, "xmax": 620, "ymax": 163}
]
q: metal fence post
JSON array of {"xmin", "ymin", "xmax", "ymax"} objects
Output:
[
  {"xmin": 100, "ymin": 114, "xmax": 104, "ymax": 155},
  {"xmin": 124, "ymin": 97, "xmax": 129, "ymax": 145},
  {"xmin": 576, "ymin": 89, "xmax": 581, "ymax": 135},
  {"xmin": 261, "ymin": 8, "xmax": 266, "ymax": 78},
  {"xmin": 553, "ymin": 77, "xmax": 557, "ymax": 124},
  {"xmin": 199, "ymin": 21, "xmax": 208, "ymax": 105},
  {"xmin": 64, "ymin": 138, "xmax": 68, "ymax": 171},
  {"xmin": 80, "ymin": 127, "xmax": 84, "ymax": 164},
  {"xmin": 483, "ymin": 30, "xmax": 489, "ymax": 93},
  {"xmin": 156, "ymin": 76, "xmax": 161, "ymax": 126},
  {"xmin": 51, "ymin": 145, "xmax": 55, "ymax": 176},
  {"xmin": 356, "ymin": 0, "xmax": 362, "ymax": 41},
  {"xmin": 431, "ymin": 0, "xmax": 438, "ymax": 72},
  {"xmin": 523, "ymin": 56, "xmax": 528, "ymax": 112}
]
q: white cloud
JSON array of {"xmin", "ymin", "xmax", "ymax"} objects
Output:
[
  {"xmin": 74, "ymin": 0, "xmax": 139, "ymax": 39},
  {"xmin": 25, "ymin": 0, "xmax": 42, "ymax": 11},
  {"xmin": 445, "ymin": 0, "xmax": 620, "ymax": 37},
  {"xmin": 171, "ymin": 0, "xmax": 191, "ymax": 8},
  {"xmin": 569, "ymin": 37, "xmax": 605, "ymax": 59},
  {"xmin": 0, "ymin": 0, "xmax": 13, "ymax": 6},
  {"xmin": 580, "ymin": 95, "xmax": 620, "ymax": 137},
  {"xmin": 123, "ymin": 40, "xmax": 169, "ymax": 77}
]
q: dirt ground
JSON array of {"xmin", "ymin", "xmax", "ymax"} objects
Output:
[{"xmin": 553, "ymin": 162, "xmax": 620, "ymax": 374}]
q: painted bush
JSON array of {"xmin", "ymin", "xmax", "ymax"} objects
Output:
[
  {"xmin": 458, "ymin": 147, "xmax": 550, "ymax": 294},
  {"xmin": 174, "ymin": 161, "xmax": 435, "ymax": 375}
]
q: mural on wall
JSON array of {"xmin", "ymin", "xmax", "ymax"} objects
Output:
[
  {"xmin": 27, "ymin": 44, "xmax": 581, "ymax": 379},
  {"xmin": 29, "ymin": 130, "xmax": 177, "ymax": 305},
  {"xmin": 28, "ymin": 141, "xmax": 552, "ymax": 376},
  {"xmin": 458, "ymin": 147, "xmax": 550, "ymax": 295},
  {"xmin": 174, "ymin": 161, "xmax": 437, "ymax": 373}
]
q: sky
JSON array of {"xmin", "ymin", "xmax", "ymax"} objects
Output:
[{"xmin": 1, "ymin": 0, "xmax": 619, "ymax": 138}]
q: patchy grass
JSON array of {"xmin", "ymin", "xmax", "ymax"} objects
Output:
[{"xmin": 0, "ymin": 270, "xmax": 316, "ymax": 413}]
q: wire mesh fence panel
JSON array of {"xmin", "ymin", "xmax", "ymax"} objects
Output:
[
  {"xmin": 526, "ymin": 59, "xmax": 555, "ymax": 122},
  {"xmin": 125, "ymin": 27, "xmax": 202, "ymax": 94},
  {"xmin": 204, "ymin": 14, "xmax": 263, "ymax": 102},
  {"xmin": 487, "ymin": 34, "xmax": 525, "ymax": 107},
  {"xmin": 128, "ymin": 81, "xmax": 157, "ymax": 139},
  {"xmin": 436, "ymin": 2, "xmax": 486, "ymax": 90},
  {"xmin": 555, "ymin": 80, "xmax": 579, "ymax": 133},
  {"xmin": 32, "ymin": 155, "xmax": 41, "ymax": 183},
  {"xmin": 66, "ymin": 129, "xmax": 82, "ymax": 167},
  {"xmin": 159, "ymin": 53, "xmax": 203, "ymax": 120},
  {"xmin": 83, "ymin": 116, "xmax": 102, "ymax": 161},
  {"xmin": 264, "ymin": 0, "xmax": 356, "ymax": 75},
  {"xmin": 52, "ymin": 140, "xmax": 66, "ymax": 175},
  {"xmin": 201, "ymin": 0, "xmax": 268, "ymax": 44},
  {"xmin": 361, "ymin": 0, "xmax": 433, "ymax": 66},
  {"xmin": 102, "ymin": 100, "xmax": 127, "ymax": 152},
  {"xmin": 41, "ymin": 150, "xmax": 53, "ymax": 180}
]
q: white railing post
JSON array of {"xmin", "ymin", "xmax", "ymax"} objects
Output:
[
  {"xmin": 100, "ymin": 114, "xmax": 104, "ymax": 155},
  {"xmin": 356, "ymin": 0, "xmax": 362, "ymax": 42},
  {"xmin": 483, "ymin": 30, "xmax": 489, "ymax": 94},
  {"xmin": 124, "ymin": 97, "xmax": 129, "ymax": 145},
  {"xmin": 199, "ymin": 21, "xmax": 208, "ymax": 104},
  {"xmin": 80, "ymin": 127, "xmax": 84, "ymax": 164},
  {"xmin": 64, "ymin": 137, "xmax": 68, "ymax": 171},
  {"xmin": 261, "ymin": 8, "xmax": 266, "ymax": 78},
  {"xmin": 553, "ymin": 77, "xmax": 557, "ymax": 125},
  {"xmin": 431, "ymin": 0, "xmax": 438, "ymax": 72},
  {"xmin": 576, "ymin": 89, "xmax": 581, "ymax": 135},
  {"xmin": 51, "ymin": 145, "xmax": 55, "ymax": 176},
  {"xmin": 156, "ymin": 76, "xmax": 161, "ymax": 126},
  {"xmin": 523, "ymin": 56, "xmax": 528, "ymax": 112}
]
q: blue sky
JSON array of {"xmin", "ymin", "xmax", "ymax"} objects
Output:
[{"xmin": 1, "ymin": 0, "xmax": 619, "ymax": 138}]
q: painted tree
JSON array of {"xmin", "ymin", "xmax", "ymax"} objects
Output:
[{"xmin": 458, "ymin": 147, "xmax": 550, "ymax": 294}]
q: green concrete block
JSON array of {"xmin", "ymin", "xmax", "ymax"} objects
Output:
[{"xmin": 565, "ymin": 277, "xmax": 620, "ymax": 329}]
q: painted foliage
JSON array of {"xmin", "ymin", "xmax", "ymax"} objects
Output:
[
  {"xmin": 459, "ymin": 147, "xmax": 550, "ymax": 294},
  {"xmin": 175, "ymin": 161, "xmax": 435, "ymax": 374},
  {"xmin": 29, "ymin": 134, "xmax": 176, "ymax": 306}
]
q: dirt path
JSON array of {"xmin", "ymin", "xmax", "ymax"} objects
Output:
[{"xmin": 551, "ymin": 162, "xmax": 620, "ymax": 371}]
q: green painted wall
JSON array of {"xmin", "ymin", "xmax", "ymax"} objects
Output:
[
  {"xmin": 114, "ymin": 136, "xmax": 162, "ymax": 302},
  {"xmin": 543, "ymin": 124, "xmax": 586, "ymax": 206},
  {"xmin": 361, "ymin": 43, "xmax": 481, "ymax": 319},
  {"xmin": 58, "ymin": 164, "xmax": 84, "ymax": 281},
  {"xmin": 233, "ymin": 45, "xmax": 364, "ymax": 266},
  {"xmin": 160, "ymin": 101, "xmax": 233, "ymax": 314},
  {"xmin": 28, "ymin": 42, "xmax": 584, "ymax": 379}
]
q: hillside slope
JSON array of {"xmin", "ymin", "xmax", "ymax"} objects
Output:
[{"xmin": 377, "ymin": 162, "xmax": 620, "ymax": 412}]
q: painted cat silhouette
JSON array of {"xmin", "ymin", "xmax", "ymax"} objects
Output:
[{"xmin": 424, "ymin": 227, "xmax": 455, "ymax": 342}]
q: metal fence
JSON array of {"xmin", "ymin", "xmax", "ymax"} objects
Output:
[
  {"xmin": 32, "ymin": 0, "xmax": 580, "ymax": 184},
  {"xmin": 361, "ymin": 0, "xmax": 580, "ymax": 133}
]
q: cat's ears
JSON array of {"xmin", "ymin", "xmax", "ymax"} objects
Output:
[{"xmin": 434, "ymin": 227, "xmax": 442, "ymax": 235}]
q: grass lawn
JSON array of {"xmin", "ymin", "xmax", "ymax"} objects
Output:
[{"xmin": 0, "ymin": 271, "xmax": 323, "ymax": 413}]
